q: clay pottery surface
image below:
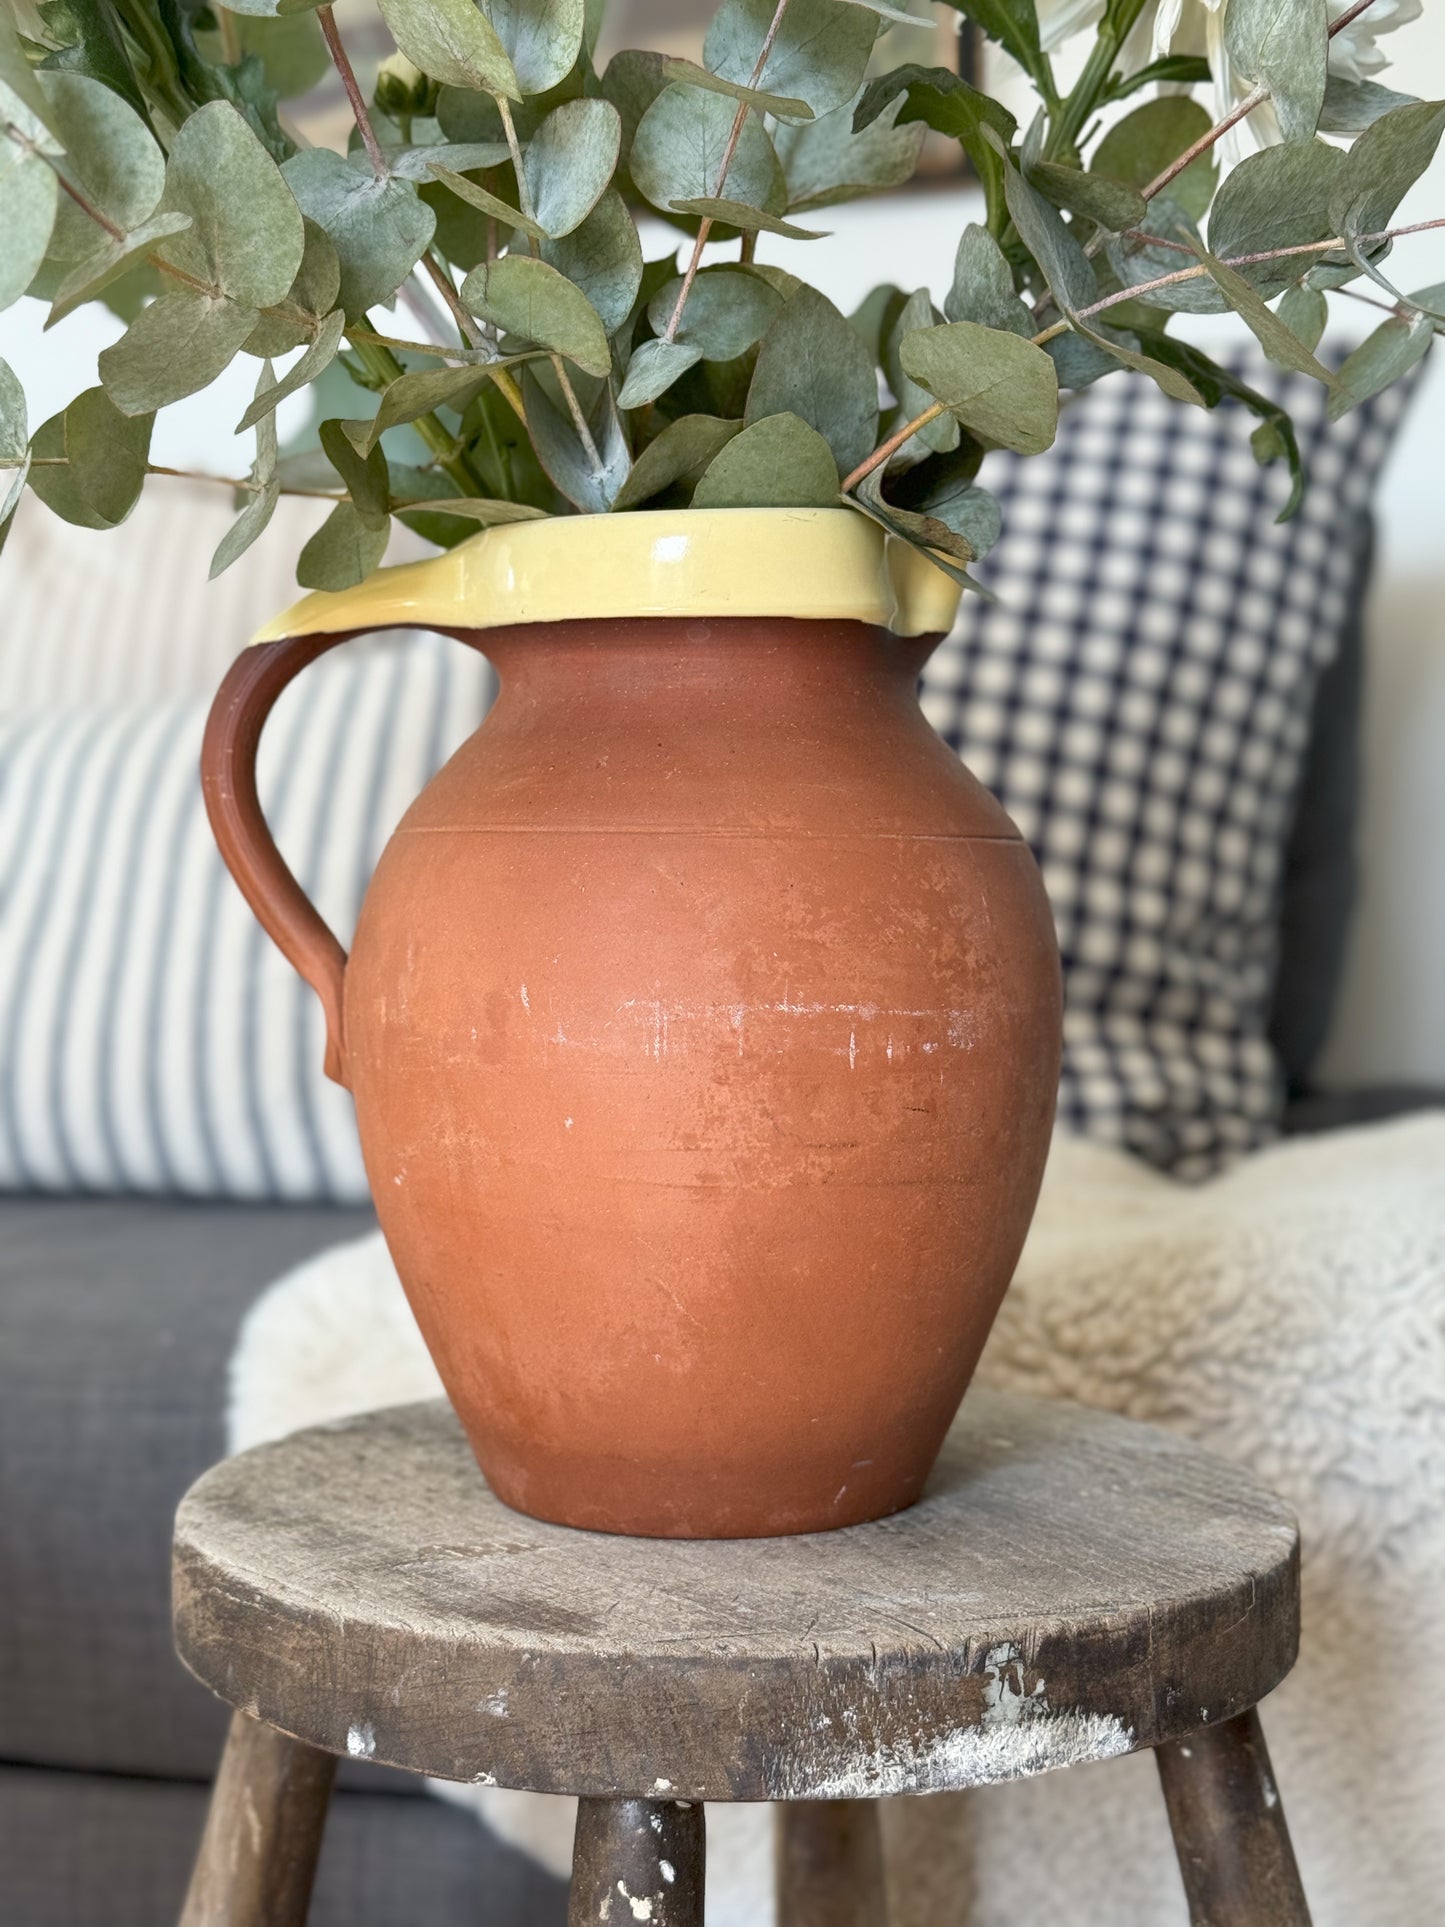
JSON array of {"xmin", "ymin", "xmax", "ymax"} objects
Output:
[{"xmin": 204, "ymin": 511, "xmax": 1061, "ymax": 1537}]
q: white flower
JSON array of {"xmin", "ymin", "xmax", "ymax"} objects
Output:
[
  {"xmin": 1326, "ymin": 0, "xmax": 1422, "ymax": 83},
  {"xmin": 1036, "ymin": 0, "xmax": 1106, "ymax": 53}
]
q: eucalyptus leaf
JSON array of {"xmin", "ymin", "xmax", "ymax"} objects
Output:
[
  {"xmin": 226, "ymin": 11, "xmax": 329, "ymax": 98},
  {"xmin": 630, "ymin": 81, "xmax": 784, "ymax": 218},
  {"xmin": 428, "ymin": 163, "xmax": 545, "ymax": 240},
  {"xmin": 522, "ymin": 363, "xmax": 630, "ymax": 511},
  {"xmin": 540, "ymin": 190, "xmax": 643, "ymax": 336},
  {"xmin": 213, "ymin": 361, "xmax": 281, "ymax": 577},
  {"xmin": 64, "ymin": 386, "xmax": 152, "ymax": 525},
  {"xmin": 893, "ymin": 459, "xmax": 1001, "ymax": 560},
  {"xmin": 1188, "ymin": 246, "xmax": 1337, "ymax": 387},
  {"xmin": 746, "ymin": 286, "xmax": 878, "ymax": 476},
  {"xmin": 282, "ymin": 149, "xmax": 436, "ymax": 316},
  {"xmin": 1327, "ymin": 100, "xmax": 1445, "ymax": 244},
  {"xmin": 612, "ymin": 414, "xmax": 741, "ymax": 510},
  {"xmin": 41, "ymin": 68, "xmax": 164, "ymax": 238},
  {"xmin": 524, "ymin": 97, "xmax": 622, "ymax": 239},
  {"xmin": 296, "ymin": 501, "xmax": 389, "ymax": 591},
  {"xmin": 704, "ymin": 0, "xmax": 877, "ymax": 122},
  {"xmin": 242, "ymin": 219, "xmax": 341, "ymax": 355},
  {"xmin": 389, "ymin": 140, "xmax": 512, "ymax": 181},
  {"xmin": 484, "ymin": 0, "xmax": 584, "ymax": 97},
  {"xmin": 390, "ymin": 494, "xmax": 548, "ymax": 522},
  {"xmin": 849, "ymin": 472, "xmax": 990, "ymax": 596},
  {"xmin": 236, "ymin": 309, "xmax": 345, "ymax": 431},
  {"xmin": 25, "ymin": 410, "xmax": 102, "ymax": 527},
  {"xmin": 361, "ymin": 363, "xmax": 524, "ymax": 450},
  {"xmin": 899, "ymin": 319, "xmax": 1058, "ymax": 456},
  {"xmin": 1208, "ymin": 138, "xmax": 1343, "ymax": 294},
  {"xmin": 661, "ymin": 56, "xmax": 812, "ymax": 123},
  {"xmin": 1318, "ymin": 74, "xmax": 1417, "ymax": 136},
  {"xmin": 849, "ymin": 282, "xmax": 907, "ymax": 360},
  {"xmin": 47, "ymin": 212, "xmax": 192, "ymax": 327},
  {"xmin": 598, "ymin": 49, "xmax": 670, "ymax": 191},
  {"xmin": 378, "ymin": 0, "xmax": 520, "ymax": 97},
  {"xmin": 1224, "ymin": 0, "xmax": 1327, "ymax": 144},
  {"xmin": 945, "ymin": 224, "xmax": 1032, "ymax": 334},
  {"xmin": 1132, "ymin": 328, "xmax": 1308, "ymax": 519},
  {"xmin": 0, "ymin": 147, "xmax": 58, "ymax": 312},
  {"xmin": 1093, "ymin": 98, "xmax": 1216, "ymax": 221},
  {"xmin": 693, "ymin": 411, "xmax": 840, "ymax": 508},
  {"xmin": 157, "ymin": 100, "xmax": 304, "ymax": 308},
  {"xmin": 1028, "ymin": 162, "xmax": 1145, "ymax": 234},
  {"xmin": 461, "ymin": 255, "xmax": 612, "ymax": 376},
  {"xmin": 857, "ymin": 468, "xmax": 971, "ymax": 561},
  {"xmin": 1329, "ymin": 311, "xmax": 1433, "ymax": 420},
  {"xmin": 773, "ymin": 89, "xmax": 923, "ymax": 212},
  {"xmin": 319, "ymin": 417, "xmax": 390, "ymax": 528},
  {"xmin": 648, "ymin": 267, "xmax": 783, "ymax": 361},
  {"xmin": 1108, "ymin": 197, "xmax": 1225, "ymax": 315},
  {"xmin": 0, "ymin": 354, "xmax": 27, "ymax": 527},
  {"xmin": 616, "ymin": 337, "xmax": 705, "ymax": 408},
  {"xmin": 669, "ymin": 196, "xmax": 827, "ymax": 238},
  {"xmin": 98, "ymin": 290, "xmax": 259, "ymax": 415},
  {"xmin": 884, "ymin": 288, "xmax": 960, "ymax": 457},
  {"xmin": 991, "ymin": 129, "xmax": 1095, "ymax": 311},
  {"xmin": 1275, "ymin": 283, "xmax": 1328, "ymax": 356}
]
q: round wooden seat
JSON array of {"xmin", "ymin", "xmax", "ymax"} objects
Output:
[{"xmin": 173, "ymin": 1390, "xmax": 1312, "ymax": 1925}]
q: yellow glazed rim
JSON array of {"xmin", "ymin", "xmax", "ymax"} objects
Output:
[{"xmin": 251, "ymin": 507, "xmax": 962, "ymax": 644}]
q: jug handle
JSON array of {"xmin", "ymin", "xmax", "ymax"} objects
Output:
[{"xmin": 201, "ymin": 629, "xmax": 363, "ymax": 1088}]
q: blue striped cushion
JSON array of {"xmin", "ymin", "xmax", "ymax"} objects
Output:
[{"xmin": 0, "ymin": 636, "xmax": 492, "ymax": 1200}]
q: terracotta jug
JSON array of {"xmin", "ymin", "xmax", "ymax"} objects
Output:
[{"xmin": 203, "ymin": 510, "xmax": 1061, "ymax": 1537}]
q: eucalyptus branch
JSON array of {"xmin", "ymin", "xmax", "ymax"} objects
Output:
[
  {"xmin": 419, "ymin": 252, "xmax": 534, "ymax": 433},
  {"xmin": 1061, "ymin": 215, "xmax": 1445, "ymax": 321},
  {"xmin": 496, "ymin": 95, "xmax": 536, "ymax": 239},
  {"xmin": 663, "ymin": 0, "xmax": 791, "ymax": 344},
  {"xmin": 316, "ymin": 5, "xmax": 388, "ymax": 181},
  {"xmin": 839, "ymin": 401, "xmax": 948, "ymax": 495},
  {"xmin": 4, "ymin": 456, "xmax": 344, "ymax": 499},
  {"xmin": 552, "ymin": 355, "xmax": 603, "ymax": 469},
  {"xmin": 6, "ymin": 122, "xmax": 125, "ymax": 240},
  {"xmin": 1139, "ymin": 0, "xmax": 1382, "ymax": 204}
]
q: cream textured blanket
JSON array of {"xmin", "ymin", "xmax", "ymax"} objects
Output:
[{"xmin": 229, "ymin": 1113, "xmax": 1445, "ymax": 1926}]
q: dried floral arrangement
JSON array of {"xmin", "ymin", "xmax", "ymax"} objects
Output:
[{"xmin": 0, "ymin": 0, "xmax": 1438, "ymax": 590}]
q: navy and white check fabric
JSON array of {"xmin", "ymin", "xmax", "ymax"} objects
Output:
[{"xmin": 920, "ymin": 353, "xmax": 1414, "ymax": 1178}]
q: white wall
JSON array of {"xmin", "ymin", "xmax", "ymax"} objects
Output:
[{"xmin": 2, "ymin": 7, "xmax": 1443, "ymax": 1081}]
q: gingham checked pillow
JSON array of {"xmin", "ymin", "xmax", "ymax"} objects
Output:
[{"xmin": 920, "ymin": 352, "xmax": 1415, "ymax": 1179}]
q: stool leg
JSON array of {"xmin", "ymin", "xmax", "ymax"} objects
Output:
[
  {"xmin": 568, "ymin": 1797, "xmax": 705, "ymax": 1927},
  {"xmin": 179, "ymin": 1709, "xmax": 337, "ymax": 1927},
  {"xmin": 776, "ymin": 1800, "xmax": 887, "ymax": 1926},
  {"xmin": 1155, "ymin": 1709, "xmax": 1311, "ymax": 1926}
]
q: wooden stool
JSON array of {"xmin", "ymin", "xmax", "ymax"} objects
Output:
[{"xmin": 172, "ymin": 1391, "xmax": 1311, "ymax": 1925}]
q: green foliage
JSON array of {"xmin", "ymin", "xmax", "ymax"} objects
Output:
[
  {"xmin": 0, "ymin": 0, "xmax": 1437, "ymax": 596},
  {"xmin": 692, "ymin": 411, "xmax": 839, "ymax": 507}
]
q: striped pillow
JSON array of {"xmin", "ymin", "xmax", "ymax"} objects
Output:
[{"xmin": 0, "ymin": 635, "xmax": 492, "ymax": 1200}]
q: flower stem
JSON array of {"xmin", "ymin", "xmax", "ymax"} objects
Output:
[
  {"xmin": 663, "ymin": 0, "xmax": 791, "ymax": 344},
  {"xmin": 316, "ymin": 6, "xmax": 388, "ymax": 181}
]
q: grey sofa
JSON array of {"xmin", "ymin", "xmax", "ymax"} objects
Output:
[{"xmin": 0, "ymin": 1195, "xmax": 568, "ymax": 1925}]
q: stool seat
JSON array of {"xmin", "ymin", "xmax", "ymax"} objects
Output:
[{"xmin": 174, "ymin": 1390, "xmax": 1298, "ymax": 1803}]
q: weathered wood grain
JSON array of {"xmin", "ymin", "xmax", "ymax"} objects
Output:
[
  {"xmin": 568, "ymin": 1798, "xmax": 705, "ymax": 1926},
  {"xmin": 1157, "ymin": 1709, "xmax": 1312, "ymax": 1925},
  {"xmin": 173, "ymin": 1391, "xmax": 1299, "ymax": 1800},
  {"xmin": 178, "ymin": 1709, "xmax": 335, "ymax": 1927},
  {"xmin": 776, "ymin": 1801, "xmax": 886, "ymax": 1926}
]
